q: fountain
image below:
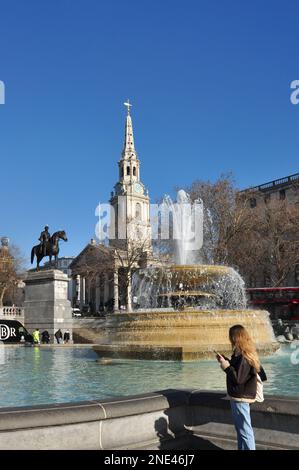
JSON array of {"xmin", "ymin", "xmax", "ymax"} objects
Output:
[{"xmin": 93, "ymin": 191, "xmax": 278, "ymax": 360}]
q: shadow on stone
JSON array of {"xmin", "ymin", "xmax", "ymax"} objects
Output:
[
  {"xmin": 153, "ymin": 390, "xmax": 225, "ymax": 450},
  {"xmin": 154, "ymin": 415, "xmax": 223, "ymax": 450}
]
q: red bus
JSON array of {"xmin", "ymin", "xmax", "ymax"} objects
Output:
[{"xmin": 246, "ymin": 287, "xmax": 299, "ymax": 320}]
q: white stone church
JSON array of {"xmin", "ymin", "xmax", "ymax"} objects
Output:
[{"xmin": 70, "ymin": 103, "xmax": 156, "ymax": 313}]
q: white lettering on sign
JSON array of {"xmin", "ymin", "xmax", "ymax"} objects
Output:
[
  {"xmin": 0, "ymin": 325, "xmax": 10, "ymax": 340},
  {"xmin": 0, "ymin": 325, "xmax": 17, "ymax": 340}
]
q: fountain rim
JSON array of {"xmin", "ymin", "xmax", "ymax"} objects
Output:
[
  {"xmin": 140, "ymin": 264, "xmax": 233, "ymax": 273},
  {"xmin": 158, "ymin": 290, "xmax": 216, "ymax": 297},
  {"xmin": 166, "ymin": 264, "xmax": 232, "ymax": 273}
]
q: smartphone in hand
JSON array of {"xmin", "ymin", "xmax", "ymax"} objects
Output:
[{"xmin": 213, "ymin": 349, "xmax": 223, "ymax": 361}]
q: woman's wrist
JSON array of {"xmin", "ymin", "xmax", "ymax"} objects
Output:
[{"xmin": 220, "ymin": 358, "xmax": 230, "ymax": 371}]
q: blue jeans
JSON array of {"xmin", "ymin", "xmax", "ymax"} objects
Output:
[{"xmin": 230, "ymin": 401, "xmax": 256, "ymax": 450}]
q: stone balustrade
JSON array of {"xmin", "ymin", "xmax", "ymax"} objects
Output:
[{"xmin": 0, "ymin": 306, "xmax": 24, "ymax": 320}]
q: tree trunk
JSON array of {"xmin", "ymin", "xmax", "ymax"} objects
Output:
[{"xmin": 126, "ymin": 273, "xmax": 132, "ymax": 313}]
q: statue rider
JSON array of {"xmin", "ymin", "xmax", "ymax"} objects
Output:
[{"xmin": 39, "ymin": 225, "xmax": 51, "ymax": 256}]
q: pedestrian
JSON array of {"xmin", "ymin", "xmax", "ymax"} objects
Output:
[
  {"xmin": 63, "ymin": 330, "xmax": 70, "ymax": 343},
  {"xmin": 32, "ymin": 328, "xmax": 40, "ymax": 345},
  {"xmin": 216, "ymin": 324, "xmax": 267, "ymax": 450},
  {"xmin": 54, "ymin": 329, "xmax": 63, "ymax": 344},
  {"xmin": 41, "ymin": 330, "xmax": 50, "ymax": 344}
]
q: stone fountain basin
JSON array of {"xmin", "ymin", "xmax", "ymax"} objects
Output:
[
  {"xmin": 93, "ymin": 308, "xmax": 279, "ymax": 361},
  {"xmin": 138, "ymin": 264, "xmax": 235, "ymax": 286}
]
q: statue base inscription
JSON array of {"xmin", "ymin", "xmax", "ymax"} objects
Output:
[{"xmin": 24, "ymin": 269, "xmax": 73, "ymax": 343}]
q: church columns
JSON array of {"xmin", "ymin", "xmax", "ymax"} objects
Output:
[
  {"xmin": 73, "ymin": 275, "xmax": 80, "ymax": 307},
  {"xmin": 80, "ymin": 276, "xmax": 86, "ymax": 309},
  {"xmin": 113, "ymin": 270, "xmax": 119, "ymax": 312},
  {"xmin": 83, "ymin": 277, "xmax": 86, "ymax": 305},
  {"xmin": 87, "ymin": 278, "xmax": 92, "ymax": 307}
]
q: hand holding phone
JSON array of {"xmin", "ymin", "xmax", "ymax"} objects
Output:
[{"xmin": 213, "ymin": 349, "xmax": 223, "ymax": 362}]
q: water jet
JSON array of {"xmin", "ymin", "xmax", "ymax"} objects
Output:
[{"xmin": 93, "ymin": 191, "xmax": 278, "ymax": 360}]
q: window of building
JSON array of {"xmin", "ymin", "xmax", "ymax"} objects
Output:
[
  {"xmin": 249, "ymin": 198, "xmax": 257, "ymax": 208},
  {"xmin": 127, "ymin": 166, "xmax": 130, "ymax": 176},
  {"xmin": 264, "ymin": 272, "xmax": 271, "ymax": 287},
  {"xmin": 133, "ymin": 167, "xmax": 136, "ymax": 176},
  {"xmin": 135, "ymin": 203, "xmax": 141, "ymax": 220},
  {"xmin": 264, "ymin": 193, "xmax": 271, "ymax": 204},
  {"xmin": 279, "ymin": 189, "xmax": 286, "ymax": 200}
]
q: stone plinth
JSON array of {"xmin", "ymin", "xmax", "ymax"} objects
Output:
[{"xmin": 24, "ymin": 269, "xmax": 72, "ymax": 342}]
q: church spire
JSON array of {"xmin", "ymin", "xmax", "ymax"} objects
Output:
[{"xmin": 122, "ymin": 100, "xmax": 137, "ymax": 160}]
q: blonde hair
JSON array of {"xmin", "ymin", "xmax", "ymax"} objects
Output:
[{"xmin": 229, "ymin": 325, "xmax": 261, "ymax": 372}]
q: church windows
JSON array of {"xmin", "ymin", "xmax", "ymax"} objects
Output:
[
  {"xmin": 279, "ymin": 189, "xmax": 286, "ymax": 200},
  {"xmin": 135, "ymin": 203, "xmax": 141, "ymax": 220},
  {"xmin": 264, "ymin": 193, "xmax": 271, "ymax": 204},
  {"xmin": 127, "ymin": 166, "xmax": 130, "ymax": 176},
  {"xmin": 133, "ymin": 167, "xmax": 136, "ymax": 176}
]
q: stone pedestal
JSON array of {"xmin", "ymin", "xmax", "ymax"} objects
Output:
[{"xmin": 24, "ymin": 269, "xmax": 73, "ymax": 343}]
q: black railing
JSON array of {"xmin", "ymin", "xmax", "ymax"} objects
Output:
[{"xmin": 240, "ymin": 172, "xmax": 299, "ymax": 193}]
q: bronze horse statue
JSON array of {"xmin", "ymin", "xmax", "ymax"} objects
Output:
[{"xmin": 31, "ymin": 230, "xmax": 68, "ymax": 270}]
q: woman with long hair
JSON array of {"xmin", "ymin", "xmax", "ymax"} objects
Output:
[{"xmin": 216, "ymin": 324, "xmax": 267, "ymax": 450}]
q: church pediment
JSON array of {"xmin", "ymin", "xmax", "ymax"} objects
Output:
[{"xmin": 70, "ymin": 243, "xmax": 114, "ymax": 274}]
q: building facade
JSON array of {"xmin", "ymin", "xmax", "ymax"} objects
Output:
[
  {"xmin": 241, "ymin": 173, "xmax": 299, "ymax": 319},
  {"xmin": 241, "ymin": 172, "xmax": 299, "ymax": 210},
  {"xmin": 70, "ymin": 103, "xmax": 154, "ymax": 313},
  {"xmin": 240, "ymin": 172, "xmax": 299, "ymax": 288}
]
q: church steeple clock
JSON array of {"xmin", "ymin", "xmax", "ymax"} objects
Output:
[{"xmin": 109, "ymin": 101, "xmax": 152, "ymax": 251}]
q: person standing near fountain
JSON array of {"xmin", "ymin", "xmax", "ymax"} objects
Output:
[{"xmin": 217, "ymin": 324, "xmax": 267, "ymax": 450}]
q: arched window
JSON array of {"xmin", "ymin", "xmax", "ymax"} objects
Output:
[
  {"xmin": 135, "ymin": 203, "xmax": 141, "ymax": 220},
  {"xmin": 127, "ymin": 166, "xmax": 130, "ymax": 176},
  {"xmin": 133, "ymin": 167, "xmax": 136, "ymax": 176}
]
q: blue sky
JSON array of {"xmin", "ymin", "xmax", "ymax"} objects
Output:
[{"xmin": 0, "ymin": 0, "xmax": 298, "ymax": 264}]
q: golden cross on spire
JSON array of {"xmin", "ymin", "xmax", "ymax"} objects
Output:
[{"xmin": 124, "ymin": 99, "xmax": 132, "ymax": 115}]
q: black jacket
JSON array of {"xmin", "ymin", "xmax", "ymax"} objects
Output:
[{"xmin": 224, "ymin": 353, "xmax": 267, "ymax": 399}]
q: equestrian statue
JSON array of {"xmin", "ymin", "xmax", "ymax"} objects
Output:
[{"xmin": 31, "ymin": 225, "xmax": 68, "ymax": 270}]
